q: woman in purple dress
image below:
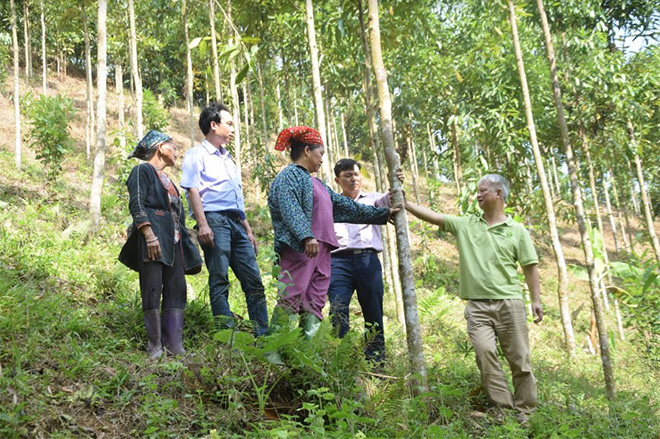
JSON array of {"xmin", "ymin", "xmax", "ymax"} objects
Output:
[{"xmin": 267, "ymin": 127, "xmax": 397, "ymax": 338}]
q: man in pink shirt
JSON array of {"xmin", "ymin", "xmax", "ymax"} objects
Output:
[{"xmin": 328, "ymin": 158, "xmax": 390, "ymax": 368}]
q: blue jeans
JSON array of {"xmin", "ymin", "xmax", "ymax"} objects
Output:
[
  {"xmin": 201, "ymin": 212, "xmax": 268, "ymax": 335},
  {"xmin": 328, "ymin": 252, "xmax": 385, "ymax": 364}
]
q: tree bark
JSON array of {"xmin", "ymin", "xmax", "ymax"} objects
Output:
[
  {"xmin": 183, "ymin": 0, "xmax": 195, "ymax": 148},
  {"xmin": 23, "ymin": 1, "xmax": 33, "ymax": 78},
  {"xmin": 602, "ymin": 173, "xmax": 620, "ymax": 253},
  {"xmin": 627, "ymin": 120, "xmax": 660, "ymax": 265},
  {"xmin": 626, "ymin": 159, "xmax": 641, "ymax": 216},
  {"xmin": 83, "ymin": 5, "xmax": 95, "ymax": 159},
  {"xmin": 449, "ymin": 118, "xmax": 462, "ymax": 196},
  {"xmin": 304, "ymin": 0, "xmax": 331, "ymax": 180},
  {"xmin": 508, "ymin": 0, "xmax": 575, "ymax": 356},
  {"xmin": 115, "ymin": 64, "xmax": 126, "ymax": 148},
  {"xmin": 276, "ymin": 82, "xmax": 284, "ymax": 131},
  {"xmin": 226, "ymin": 0, "xmax": 241, "ymax": 168},
  {"xmin": 128, "ymin": 0, "xmax": 143, "ymax": 139},
  {"xmin": 40, "ymin": 0, "xmax": 46, "ymax": 93},
  {"xmin": 609, "ymin": 165, "xmax": 632, "ymax": 253},
  {"xmin": 340, "ymin": 112, "xmax": 349, "ymax": 157},
  {"xmin": 11, "ymin": 0, "xmax": 22, "ymax": 169},
  {"xmin": 533, "ymin": 0, "xmax": 615, "ymax": 395},
  {"xmin": 367, "ymin": 0, "xmax": 427, "ymax": 393},
  {"xmin": 209, "ymin": 0, "xmax": 222, "ymax": 101},
  {"xmin": 89, "ymin": 0, "xmax": 107, "ymax": 230},
  {"xmin": 579, "ymin": 129, "xmax": 610, "ymax": 311},
  {"xmin": 292, "ymin": 84, "xmax": 299, "ymax": 126},
  {"xmin": 357, "ymin": 0, "xmax": 402, "ymax": 327},
  {"xmin": 242, "ymin": 79, "xmax": 250, "ymax": 154}
]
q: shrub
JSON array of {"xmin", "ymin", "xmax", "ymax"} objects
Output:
[
  {"xmin": 0, "ymin": 32, "xmax": 10, "ymax": 93},
  {"xmin": 24, "ymin": 93, "xmax": 75, "ymax": 181},
  {"xmin": 143, "ymin": 88, "xmax": 169, "ymax": 131}
]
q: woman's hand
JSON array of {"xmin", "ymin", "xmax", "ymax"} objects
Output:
[
  {"xmin": 303, "ymin": 237, "xmax": 319, "ymax": 258},
  {"xmin": 147, "ymin": 237, "xmax": 162, "ymax": 261}
]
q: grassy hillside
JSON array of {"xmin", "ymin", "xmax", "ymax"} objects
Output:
[{"xmin": 1, "ymin": 73, "xmax": 659, "ymax": 438}]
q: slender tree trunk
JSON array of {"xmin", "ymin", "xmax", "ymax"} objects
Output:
[
  {"xmin": 115, "ymin": 64, "xmax": 126, "ymax": 147},
  {"xmin": 292, "ymin": 84, "xmax": 299, "ymax": 126},
  {"xmin": 242, "ymin": 80, "xmax": 250, "ymax": 154},
  {"xmin": 533, "ymin": 0, "xmax": 614, "ymax": 395},
  {"xmin": 450, "ymin": 118, "xmax": 462, "ymax": 196},
  {"xmin": 545, "ymin": 157, "xmax": 555, "ymax": 200},
  {"xmin": 340, "ymin": 112, "xmax": 349, "ymax": 157},
  {"xmin": 305, "ymin": 0, "xmax": 331, "ymax": 180},
  {"xmin": 11, "ymin": 0, "xmax": 22, "ymax": 169},
  {"xmin": 579, "ymin": 129, "xmax": 610, "ymax": 311},
  {"xmin": 627, "ymin": 120, "xmax": 660, "ymax": 265},
  {"xmin": 209, "ymin": 0, "xmax": 222, "ymax": 101},
  {"xmin": 257, "ymin": 62, "xmax": 269, "ymax": 201},
  {"xmin": 551, "ymin": 154, "xmax": 561, "ymax": 195},
  {"xmin": 83, "ymin": 6, "xmax": 95, "ymax": 159},
  {"xmin": 609, "ymin": 165, "xmax": 632, "ymax": 253},
  {"xmin": 276, "ymin": 82, "xmax": 284, "ymax": 131},
  {"xmin": 508, "ymin": 0, "xmax": 575, "ymax": 356},
  {"xmin": 40, "ymin": 0, "xmax": 46, "ymax": 93},
  {"xmin": 183, "ymin": 0, "xmax": 195, "ymax": 148},
  {"xmin": 226, "ymin": 0, "xmax": 241, "ymax": 168},
  {"xmin": 23, "ymin": 1, "xmax": 32, "ymax": 78},
  {"xmin": 90, "ymin": 0, "xmax": 107, "ymax": 229},
  {"xmin": 602, "ymin": 173, "xmax": 620, "ymax": 253},
  {"xmin": 626, "ymin": 159, "xmax": 641, "ymax": 215},
  {"xmin": 368, "ymin": 0, "xmax": 427, "ymax": 393},
  {"xmin": 358, "ymin": 0, "xmax": 402, "ymax": 327},
  {"xmin": 427, "ymin": 123, "xmax": 441, "ymax": 181},
  {"xmin": 204, "ymin": 71, "xmax": 209, "ymax": 106},
  {"xmin": 405, "ymin": 131, "xmax": 421, "ymax": 203},
  {"xmin": 324, "ymin": 97, "xmax": 336, "ymax": 175},
  {"xmin": 128, "ymin": 0, "xmax": 143, "ymax": 138}
]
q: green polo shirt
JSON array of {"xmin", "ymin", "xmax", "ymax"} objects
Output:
[{"xmin": 444, "ymin": 214, "xmax": 538, "ymax": 300}]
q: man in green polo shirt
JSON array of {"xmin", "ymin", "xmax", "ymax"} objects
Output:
[{"xmin": 405, "ymin": 174, "xmax": 542, "ymax": 423}]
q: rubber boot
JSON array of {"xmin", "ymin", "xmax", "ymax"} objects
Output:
[
  {"xmin": 143, "ymin": 309, "xmax": 163, "ymax": 360},
  {"xmin": 161, "ymin": 308, "xmax": 186, "ymax": 356},
  {"xmin": 300, "ymin": 313, "xmax": 322, "ymax": 340}
]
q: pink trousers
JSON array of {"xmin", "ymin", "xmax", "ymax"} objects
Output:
[{"xmin": 277, "ymin": 242, "xmax": 332, "ymax": 319}]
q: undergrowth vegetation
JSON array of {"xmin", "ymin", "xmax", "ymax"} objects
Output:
[{"xmin": 1, "ymin": 144, "xmax": 659, "ymax": 438}]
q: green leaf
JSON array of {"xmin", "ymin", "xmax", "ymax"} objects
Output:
[
  {"xmin": 236, "ymin": 64, "xmax": 250, "ymax": 84},
  {"xmin": 188, "ymin": 37, "xmax": 203, "ymax": 49},
  {"xmin": 568, "ymin": 264, "xmax": 589, "ymax": 281}
]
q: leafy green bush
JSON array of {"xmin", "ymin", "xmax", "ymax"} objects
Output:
[
  {"xmin": 0, "ymin": 32, "xmax": 10, "ymax": 93},
  {"xmin": 24, "ymin": 93, "xmax": 75, "ymax": 181},
  {"xmin": 143, "ymin": 88, "xmax": 169, "ymax": 131},
  {"xmin": 610, "ymin": 254, "xmax": 660, "ymax": 364}
]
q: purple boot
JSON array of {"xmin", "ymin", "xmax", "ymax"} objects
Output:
[
  {"xmin": 143, "ymin": 309, "xmax": 163, "ymax": 359},
  {"xmin": 161, "ymin": 309, "xmax": 186, "ymax": 356}
]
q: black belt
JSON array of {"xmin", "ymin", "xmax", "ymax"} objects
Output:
[
  {"xmin": 332, "ymin": 248, "xmax": 378, "ymax": 257},
  {"xmin": 205, "ymin": 210, "xmax": 243, "ymax": 221}
]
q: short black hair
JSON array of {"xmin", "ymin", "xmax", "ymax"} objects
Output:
[
  {"xmin": 290, "ymin": 140, "xmax": 323, "ymax": 161},
  {"xmin": 334, "ymin": 158, "xmax": 360, "ymax": 177},
  {"xmin": 199, "ymin": 102, "xmax": 230, "ymax": 136}
]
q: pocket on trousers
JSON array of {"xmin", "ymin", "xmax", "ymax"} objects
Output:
[{"xmin": 206, "ymin": 213, "xmax": 228, "ymax": 228}]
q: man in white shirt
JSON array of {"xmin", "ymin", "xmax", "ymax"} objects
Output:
[{"xmin": 329, "ymin": 158, "xmax": 390, "ymax": 367}]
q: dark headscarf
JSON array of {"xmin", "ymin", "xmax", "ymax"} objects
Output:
[{"xmin": 127, "ymin": 130, "xmax": 172, "ymax": 160}]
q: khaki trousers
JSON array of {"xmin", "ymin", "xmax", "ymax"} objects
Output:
[{"xmin": 464, "ymin": 299, "xmax": 537, "ymax": 414}]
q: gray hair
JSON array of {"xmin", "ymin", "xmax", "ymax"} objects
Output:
[{"xmin": 479, "ymin": 174, "xmax": 511, "ymax": 202}]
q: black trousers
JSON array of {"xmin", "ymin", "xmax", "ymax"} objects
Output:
[{"xmin": 138, "ymin": 241, "xmax": 187, "ymax": 311}]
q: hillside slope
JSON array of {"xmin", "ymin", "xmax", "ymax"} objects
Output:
[{"xmin": 1, "ymin": 72, "xmax": 659, "ymax": 439}]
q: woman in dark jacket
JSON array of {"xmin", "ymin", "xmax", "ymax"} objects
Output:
[
  {"xmin": 268, "ymin": 126, "xmax": 398, "ymax": 339},
  {"xmin": 119, "ymin": 130, "xmax": 202, "ymax": 359}
]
